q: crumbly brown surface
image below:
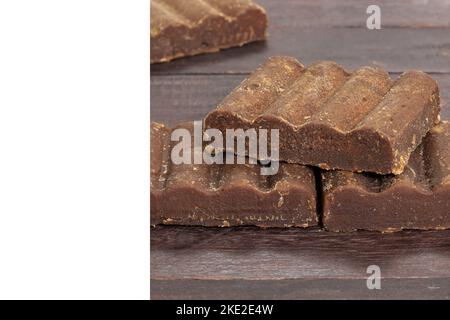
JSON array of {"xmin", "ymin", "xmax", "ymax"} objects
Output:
[
  {"xmin": 150, "ymin": 122, "xmax": 317, "ymax": 228},
  {"xmin": 151, "ymin": 0, "xmax": 267, "ymax": 63},
  {"xmin": 204, "ymin": 56, "xmax": 441, "ymax": 175},
  {"xmin": 322, "ymin": 121, "xmax": 450, "ymax": 232}
]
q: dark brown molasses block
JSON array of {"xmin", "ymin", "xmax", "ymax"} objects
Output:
[
  {"xmin": 151, "ymin": 122, "xmax": 317, "ymax": 227},
  {"xmin": 204, "ymin": 56, "xmax": 440, "ymax": 175},
  {"xmin": 151, "ymin": 0, "xmax": 267, "ymax": 63},
  {"xmin": 322, "ymin": 122, "xmax": 450, "ymax": 232}
]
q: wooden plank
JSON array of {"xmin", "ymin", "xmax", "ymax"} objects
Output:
[
  {"xmin": 151, "ymin": 73, "xmax": 450, "ymax": 125},
  {"xmin": 151, "ymin": 74, "xmax": 243, "ymax": 125},
  {"xmin": 257, "ymin": 0, "xmax": 450, "ymax": 28},
  {"xmin": 151, "ymin": 28, "xmax": 450, "ymax": 74},
  {"xmin": 151, "ymin": 278, "xmax": 450, "ymax": 300},
  {"xmin": 151, "ymin": 226, "xmax": 450, "ymax": 281}
]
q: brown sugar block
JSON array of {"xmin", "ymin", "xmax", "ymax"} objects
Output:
[
  {"xmin": 204, "ymin": 56, "xmax": 440, "ymax": 175},
  {"xmin": 322, "ymin": 122, "xmax": 450, "ymax": 232},
  {"xmin": 150, "ymin": 122, "xmax": 317, "ymax": 228},
  {"xmin": 151, "ymin": 0, "xmax": 267, "ymax": 63}
]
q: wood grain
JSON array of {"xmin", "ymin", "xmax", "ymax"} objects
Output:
[
  {"xmin": 151, "ymin": 278, "xmax": 450, "ymax": 300},
  {"xmin": 151, "ymin": 27, "xmax": 450, "ymax": 75},
  {"xmin": 151, "ymin": 73, "xmax": 450, "ymax": 125},
  {"xmin": 258, "ymin": 0, "xmax": 450, "ymax": 28},
  {"xmin": 151, "ymin": 226, "xmax": 450, "ymax": 299},
  {"xmin": 151, "ymin": 226, "xmax": 450, "ymax": 280}
]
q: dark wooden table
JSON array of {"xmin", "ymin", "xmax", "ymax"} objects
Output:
[{"xmin": 151, "ymin": 0, "xmax": 450, "ymax": 299}]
